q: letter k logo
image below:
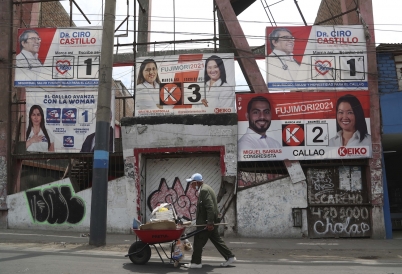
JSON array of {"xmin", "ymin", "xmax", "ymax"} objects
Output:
[
  {"xmin": 286, "ymin": 127, "xmax": 300, "ymax": 143},
  {"xmin": 282, "ymin": 124, "xmax": 305, "ymax": 146}
]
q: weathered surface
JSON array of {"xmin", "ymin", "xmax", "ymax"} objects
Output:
[
  {"xmin": 237, "ymin": 177, "xmax": 308, "ymax": 238},
  {"xmin": 6, "ymin": 177, "xmax": 130, "ymax": 233}
]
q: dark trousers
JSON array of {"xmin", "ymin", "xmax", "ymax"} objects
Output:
[{"xmin": 191, "ymin": 228, "xmax": 235, "ymax": 264}]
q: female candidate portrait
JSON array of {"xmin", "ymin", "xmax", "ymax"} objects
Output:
[
  {"xmin": 26, "ymin": 105, "xmax": 55, "ymax": 152},
  {"xmin": 328, "ymin": 94, "xmax": 371, "ymax": 147},
  {"xmin": 136, "ymin": 59, "xmax": 161, "ymax": 89},
  {"xmin": 202, "ymin": 55, "xmax": 235, "ymax": 109},
  {"xmin": 135, "ymin": 59, "xmax": 162, "ymax": 110}
]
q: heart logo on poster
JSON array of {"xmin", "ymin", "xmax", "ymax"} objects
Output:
[
  {"xmin": 56, "ymin": 60, "xmax": 72, "ymax": 75},
  {"xmin": 314, "ymin": 60, "xmax": 332, "ymax": 75}
]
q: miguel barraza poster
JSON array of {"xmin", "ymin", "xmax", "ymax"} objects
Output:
[{"xmin": 236, "ymin": 91, "xmax": 371, "ymax": 161}]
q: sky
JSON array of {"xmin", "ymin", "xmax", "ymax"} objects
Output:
[{"xmin": 60, "ymin": 0, "xmax": 402, "ymax": 93}]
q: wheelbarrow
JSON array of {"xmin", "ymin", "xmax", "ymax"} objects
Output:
[
  {"xmin": 125, "ymin": 225, "xmax": 204, "ymax": 265},
  {"xmin": 125, "ymin": 203, "xmax": 226, "ymax": 265}
]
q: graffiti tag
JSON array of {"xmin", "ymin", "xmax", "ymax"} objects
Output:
[
  {"xmin": 26, "ymin": 185, "xmax": 85, "ymax": 224},
  {"xmin": 148, "ymin": 177, "xmax": 198, "ymax": 221},
  {"xmin": 313, "ymin": 217, "xmax": 370, "ymax": 236}
]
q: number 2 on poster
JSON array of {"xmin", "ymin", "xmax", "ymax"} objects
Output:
[{"xmin": 306, "ymin": 123, "xmax": 329, "ymax": 146}]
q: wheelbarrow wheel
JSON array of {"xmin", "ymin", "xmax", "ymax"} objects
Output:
[{"xmin": 128, "ymin": 241, "xmax": 151, "ymax": 265}]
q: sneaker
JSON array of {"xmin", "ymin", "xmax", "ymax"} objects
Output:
[
  {"xmin": 220, "ymin": 257, "xmax": 236, "ymax": 267},
  {"xmin": 183, "ymin": 263, "xmax": 202, "ymax": 269}
]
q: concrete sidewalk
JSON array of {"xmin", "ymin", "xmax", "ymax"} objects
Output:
[{"xmin": 1, "ymin": 228, "xmax": 402, "ymax": 261}]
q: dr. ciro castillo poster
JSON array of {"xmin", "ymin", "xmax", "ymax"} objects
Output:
[
  {"xmin": 266, "ymin": 25, "xmax": 368, "ymax": 91},
  {"xmin": 15, "ymin": 27, "xmax": 102, "ymax": 87},
  {"xmin": 236, "ymin": 91, "xmax": 372, "ymax": 161},
  {"xmin": 134, "ymin": 53, "xmax": 236, "ymax": 116}
]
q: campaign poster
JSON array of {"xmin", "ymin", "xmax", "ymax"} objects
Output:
[
  {"xmin": 26, "ymin": 89, "xmax": 104, "ymax": 153},
  {"xmin": 15, "ymin": 27, "xmax": 102, "ymax": 87},
  {"xmin": 266, "ymin": 25, "xmax": 368, "ymax": 91},
  {"xmin": 236, "ymin": 91, "xmax": 372, "ymax": 161},
  {"xmin": 134, "ymin": 53, "xmax": 235, "ymax": 116}
]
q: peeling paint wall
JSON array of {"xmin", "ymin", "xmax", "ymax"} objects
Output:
[
  {"xmin": 7, "ymin": 177, "xmax": 130, "ymax": 233},
  {"xmin": 121, "ymin": 114, "xmax": 238, "ymax": 235},
  {"xmin": 0, "ymin": 156, "xmax": 7, "ymax": 228},
  {"xmin": 237, "ymin": 177, "xmax": 308, "ymax": 238}
]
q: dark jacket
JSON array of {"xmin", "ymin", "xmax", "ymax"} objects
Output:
[{"xmin": 195, "ymin": 183, "xmax": 219, "ymax": 226}]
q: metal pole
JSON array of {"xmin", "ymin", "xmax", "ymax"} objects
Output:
[
  {"xmin": 89, "ymin": 0, "xmax": 116, "ymax": 247},
  {"xmin": 213, "ymin": 1, "xmax": 216, "ymax": 52},
  {"xmin": 69, "ymin": 0, "xmax": 72, "ymax": 27},
  {"xmin": 133, "ymin": 0, "xmax": 137, "ymax": 92},
  {"xmin": 293, "ymin": 0, "xmax": 307, "ymax": 26},
  {"xmin": 0, "ymin": 0, "xmax": 13, "ymax": 221}
]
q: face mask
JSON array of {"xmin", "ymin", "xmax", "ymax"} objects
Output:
[{"xmin": 195, "ymin": 185, "xmax": 199, "ymax": 190}]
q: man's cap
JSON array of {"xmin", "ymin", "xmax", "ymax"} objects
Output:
[{"xmin": 186, "ymin": 173, "xmax": 203, "ymax": 182}]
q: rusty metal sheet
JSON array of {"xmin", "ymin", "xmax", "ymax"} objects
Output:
[{"xmin": 306, "ymin": 167, "xmax": 371, "ymax": 238}]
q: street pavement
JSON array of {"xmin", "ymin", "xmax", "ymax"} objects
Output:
[{"xmin": 1, "ymin": 228, "xmax": 402, "ymax": 263}]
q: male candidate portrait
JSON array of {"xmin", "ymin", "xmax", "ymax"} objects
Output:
[
  {"xmin": 267, "ymin": 27, "xmax": 300, "ymax": 83},
  {"xmin": 238, "ymin": 96, "xmax": 281, "ymax": 151},
  {"xmin": 80, "ymin": 112, "xmax": 114, "ymax": 152},
  {"xmin": 80, "ymin": 126, "xmax": 114, "ymax": 153},
  {"xmin": 15, "ymin": 29, "xmax": 43, "ymax": 81}
]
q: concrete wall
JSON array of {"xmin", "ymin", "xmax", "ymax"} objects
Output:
[
  {"xmin": 121, "ymin": 114, "xmax": 238, "ymax": 235},
  {"xmin": 237, "ymin": 177, "xmax": 308, "ymax": 238},
  {"xmin": 7, "ymin": 177, "xmax": 131, "ymax": 233}
]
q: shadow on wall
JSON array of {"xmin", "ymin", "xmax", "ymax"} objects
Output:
[{"xmin": 21, "ymin": 174, "xmax": 57, "ymax": 191}]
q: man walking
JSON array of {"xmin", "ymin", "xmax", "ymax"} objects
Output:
[{"xmin": 183, "ymin": 173, "xmax": 236, "ymax": 269}]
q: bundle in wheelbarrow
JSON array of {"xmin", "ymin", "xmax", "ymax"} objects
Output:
[{"xmin": 125, "ymin": 203, "xmax": 195, "ymax": 266}]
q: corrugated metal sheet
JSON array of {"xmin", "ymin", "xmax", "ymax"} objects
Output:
[{"xmin": 144, "ymin": 156, "xmax": 221, "ymax": 222}]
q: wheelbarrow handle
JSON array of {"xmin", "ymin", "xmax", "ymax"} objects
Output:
[
  {"xmin": 180, "ymin": 227, "xmax": 207, "ymax": 240},
  {"xmin": 190, "ymin": 223, "xmax": 228, "ymax": 227},
  {"xmin": 179, "ymin": 223, "xmax": 227, "ymax": 240}
]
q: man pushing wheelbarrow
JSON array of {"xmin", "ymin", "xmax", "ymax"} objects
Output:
[{"xmin": 183, "ymin": 173, "xmax": 237, "ymax": 269}]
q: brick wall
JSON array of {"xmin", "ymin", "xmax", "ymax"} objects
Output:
[
  {"xmin": 113, "ymin": 81, "xmax": 135, "ymax": 121},
  {"xmin": 314, "ymin": 0, "xmax": 360, "ymax": 25},
  {"xmin": 314, "ymin": 0, "xmax": 342, "ymax": 25},
  {"xmin": 39, "ymin": 2, "xmax": 75, "ymax": 27},
  {"xmin": 376, "ymin": 53, "xmax": 399, "ymax": 93}
]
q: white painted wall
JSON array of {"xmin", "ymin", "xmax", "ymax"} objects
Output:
[
  {"xmin": 237, "ymin": 177, "xmax": 308, "ymax": 238},
  {"xmin": 7, "ymin": 177, "xmax": 131, "ymax": 234},
  {"xmin": 6, "ymin": 168, "xmax": 309, "ymax": 238},
  {"xmin": 6, "ymin": 118, "xmax": 312, "ymax": 238}
]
